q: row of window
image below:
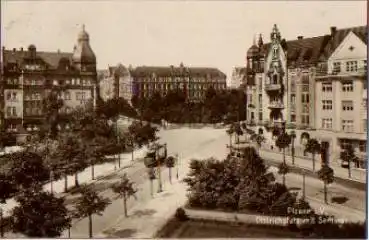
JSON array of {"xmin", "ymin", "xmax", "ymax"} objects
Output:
[
  {"xmin": 322, "ymin": 81, "xmax": 356, "ymax": 92},
  {"xmin": 136, "ymin": 77, "xmax": 225, "ymax": 83},
  {"xmin": 322, "ymin": 118, "xmax": 365, "ymax": 133},
  {"xmin": 340, "ymin": 139, "xmax": 367, "ymax": 153},
  {"xmin": 322, "ymin": 100, "xmax": 365, "ymax": 111},
  {"xmin": 5, "ymin": 78, "xmax": 93, "ymax": 86},
  {"xmin": 333, "ymin": 60, "xmax": 366, "ymax": 73}
]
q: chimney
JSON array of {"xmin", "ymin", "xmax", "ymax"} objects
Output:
[
  {"xmin": 20, "ymin": 47, "xmax": 23, "ymax": 51},
  {"xmin": 12, "ymin": 48, "xmax": 16, "ymax": 52},
  {"xmin": 297, "ymin": 36, "xmax": 303, "ymax": 40},
  {"xmin": 330, "ymin": 26, "xmax": 337, "ymax": 36}
]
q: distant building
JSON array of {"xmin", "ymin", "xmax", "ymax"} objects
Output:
[
  {"xmin": 130, "ymin": 63, "xmax": 227, "ymax": 102},
  {"xmin": 230, "ymin": 67, "xmax": 247, "ymax": 89},
  {"xmin": 1, "ymin": 25, "xmax": 97, "ymax": 137},
  {"xmin": 245, "ymin": 24, "xmax": 367, "ymax": 167},
  {"xmin": 98, "ymin": 64, "xmax": 133, "ymax": 103}
]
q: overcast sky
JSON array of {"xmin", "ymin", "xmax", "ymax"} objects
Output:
[{"xmin": 1, "ymin": 1, "xmax": 366, "ymax": 83}]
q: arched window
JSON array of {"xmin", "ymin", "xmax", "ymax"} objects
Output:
[{"xmin": 273, "ymin": 74, "xmax": 278, "ymax": 84}]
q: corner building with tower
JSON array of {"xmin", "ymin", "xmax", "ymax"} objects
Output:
[{"xmin": 0, "ymin": 25, "xmax": 98, "ymax": 140}]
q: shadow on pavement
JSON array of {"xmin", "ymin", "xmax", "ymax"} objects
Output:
[
  {"xmin": 131, "ymin": 209, "xmax": 157, "ymax": 218},
  {"xmin": 331, "ymin": 196, "xmax": 349, "ymax": 204},
  {"xmin": 288, "ymin": 187, "xmax": 301, "ymax": 191},
  {"xmin": 102, "ymin": 228, "xmax": 137, "ymax": 238}
]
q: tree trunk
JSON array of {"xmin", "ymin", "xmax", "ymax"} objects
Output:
[
  {"xmin": 302, "ymin": 173, "xmax": 306, "ymax": 200},
  {"xmin": 0, "ymin": 208, "xmax": 3, "ymax": 238},
  {"xmin": 291, "ymin": 141, "xmax": 295, "ymax": 165},
  {"xmin": 229, "ymin": 135, "xmax": 232, "ymax": 153},
  {"xmin": 348, "ymin": 160, "xmax": 351, "ymax": 178},
  {"xmin": 169, "ymin": 167, "xmax": 172, "ymax": 184},
  {"xmin": 88, "ymin": 214, "xmax": 93, "ymax": 238},
  {"xmin": 91, "ymin": 164, "xmax": 95, "ymax": 180},
  {"xmin": 157, "ymin": 164, "xmax": 162, "ymax": 193},
  {"xmin": 312, "ymin": 154, "xmax": 315, "ymax": 171},
  {"xmin": 75, "ymin": 173, "xmax": 79, "ymax": 187},
  {"xmin": 118, "ymin": 152, "xmax": 121, "ymax": 168},
  {"xmin": 283, "ymin": 148, "xmax": 286, "ymax": 164},
  {"xmin": 323, "ymin": 182, "xmax": 328, "ymax": 204},
  {"xmin": 131, "ymin": 146, "xmax": 134, "ymax": 161},
  {"xmin": 123, "ymin": 194, "xmax": 128, "ymax": 217},
  {"xmin": 64, "ymin": 174, "xmax": 68, "ymax": 193},
  {"xmin": 282, "ymin": 174, "xmax": 286, "ymax": 185},
  {"xmin": 150, "ymin": 179, "xmax": 153, "ymax": 197}
]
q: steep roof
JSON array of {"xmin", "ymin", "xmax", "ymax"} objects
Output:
[
  {"xmin": 131, "ymin": 65, "xmax": 226, "ymax": 79},
  {"xmin": 320, "ymin": 25, "xmax": 367, "ymax": 60},
  {"xmin": 257, "ymin": 25, "xmax": 367, "ymax": 64},
  {"xmin": 260, "ymin": 35, "xmax": 331, "ymax": 65},
  {"xmin": 2, "ymin": 49, "xmax": 73, "ymax": 69}
]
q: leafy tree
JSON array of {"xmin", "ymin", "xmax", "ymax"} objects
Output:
[
  {"xmin": 111, "ymin": 173, "xmax": 137, "ymax": 217},
  {"xmin": 7, "ymin": 151, "xmax": 49, "ymax": 190},
  {"xmin": 290, "ymin": 131, "xmax": 296, "ymax": 165},
  {"xmin": 226, "ymin": 124, "xmax": 235, "ymax": 152},
  {"xmin": 10, "ymin": 185, "xmax": 71, "ymax": 237},
  {"xmin": 317, "ymin": 165, "xmax": 334, "ymax": 204},
  {"xmin": 275, "ymin": 132, "xmax": 291, "ymax": 165},
  {"xmin": 74, "ymin": 186, "xmax": 111, "ymax": 238},
  {"xmin": 0, "ymin": 173, "xmax": 16, "ymax": 203},
  {"xmin": 42, "ymin": 88, "xmax": 65, "ymax": 139},
  {"xmin": 165, "ymin": 156, "xmax": 175, "ymax": 184},
  {"xmin": 305, "ymin": 138, "xmax": 321, "ymax": 171},
  {"xmin": 278, "ymin": 162, "xmax": 289, "ymax": 185},
  {"xmin": 54, "ymin": 133, "xmax": 87, "ymax": 191},
  {"xmin": 340, "ymin": 145, "xmax": 359, "ymax": 178}
]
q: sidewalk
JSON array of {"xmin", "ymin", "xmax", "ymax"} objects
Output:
[
  {"xmin": 258, "ymin": 146, "xmax": 366, "ymax": 183},
  {"xmin": 0, "ymin": 146, "xmax": 149, "ymax": 218}
]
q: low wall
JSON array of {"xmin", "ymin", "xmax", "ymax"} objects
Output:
[
  {"xmin": 183, "ymin": 208, "xmax": 289, "ymax": 226},
  {"xmin": 264, "ymin": 158, "xmax": 366, "ymax": 191}
]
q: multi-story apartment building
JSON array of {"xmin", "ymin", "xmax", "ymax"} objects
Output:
[
  {"xmin": 1, "ymin": 25, "xmax": 97, "ymax": 138},
  {"xmin": 130, "ymin": 63, "xmax": 227, "ymax": 102},
  {"xmin": 315, "ymin": 26, "xmax": 367, "ymax": 165},
  {"xmin": 230, "ymin": 67, "xmax": 247, "ymax": 89},
  {"xmin": 246, "ymin": 24, "xmax": 367, "ymax": 167},
  {"xmin": 98, "ymin": 64, "xmax": 133, "ymax": 103}
]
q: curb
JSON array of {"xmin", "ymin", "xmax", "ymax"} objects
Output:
[{"xmin": 264, "ymin": 158, "xmax": 366, "ymax": 191}]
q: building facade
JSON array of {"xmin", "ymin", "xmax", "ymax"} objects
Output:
[
  {"xmin": 246, "ymin": 24, "xmax": 367, "ymax": 167},
  {"xmin": 1, "ymin": 25, "xmax": 97, "ymax": 137},
  {"xmin": 230, "ymin": 67, "xmax": 247, "ymax": 89},
  {"xmin": 98, "ymin": 64, "xmax": 133, "ymax": 103},
  {"xmin": 130, "ymin": 63, "xmax": 227, "ymax": 102}
]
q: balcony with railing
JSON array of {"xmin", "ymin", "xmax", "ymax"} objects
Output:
[
  {"xmin": 268, "ymin": 101, "xmax": 284, "ymax": 109},
  {"xmin": 264, "ymin": 84, "xmax": 281, "ymax": 92},
  {"xmin": 316, "ymin": 67, "xmax": 367, "ymax": 78}
]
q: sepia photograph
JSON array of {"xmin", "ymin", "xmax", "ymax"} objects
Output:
[{"xmin": 0, "ymin": 0, "xmax": 367, "ymax": 239}]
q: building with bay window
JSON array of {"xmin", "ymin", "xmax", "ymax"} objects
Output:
[{"xmin": 245, "ymin": 24, "xmax": 367, "ymax": 167}]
